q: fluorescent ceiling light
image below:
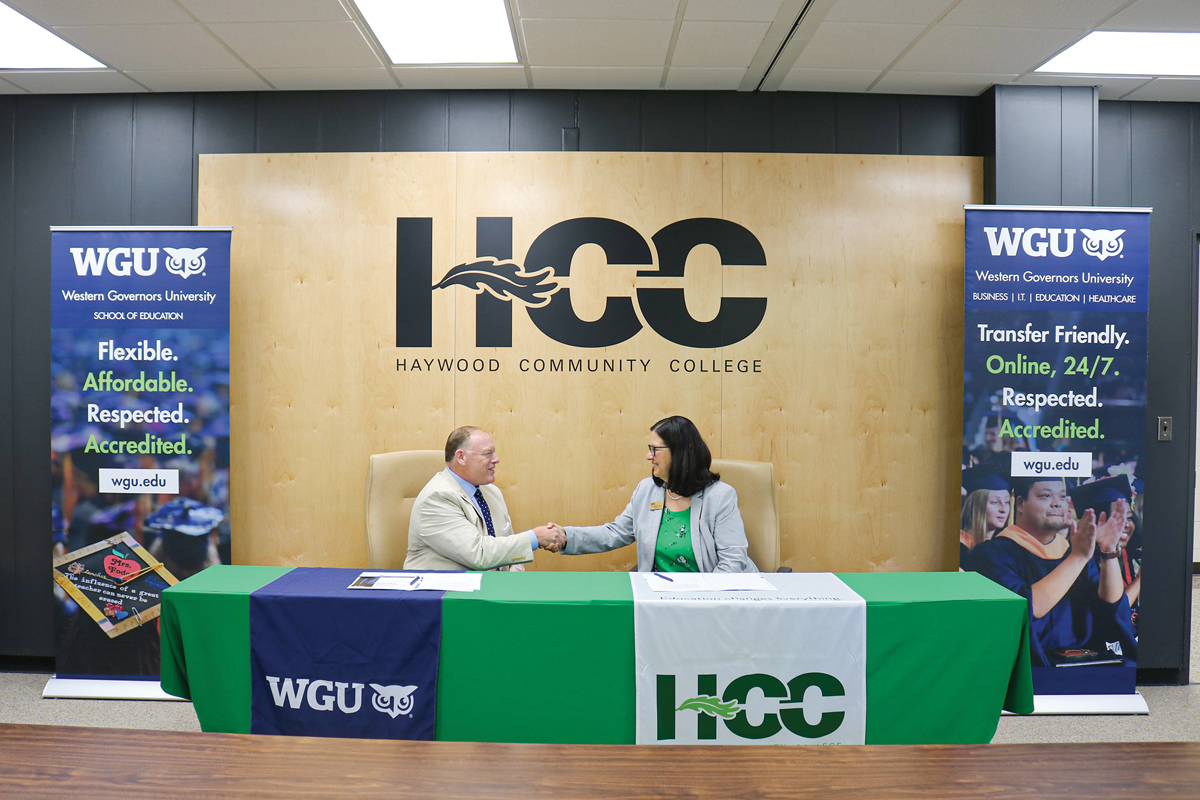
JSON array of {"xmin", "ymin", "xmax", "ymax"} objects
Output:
[
  {"xmin": 355, "ymin": 0, "xmax": 518, "ymax": 65},
  {"xmin": 1037, "ymin": 31, "xmax": 1200, "ymax": 77},
  {"xmin": 0, "ymin": 2, "xmax": 104, "ymax": 69}
]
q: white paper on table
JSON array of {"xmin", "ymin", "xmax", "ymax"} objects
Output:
[
  {"xmin": 347, "ymin": 571, "xmax": 483, "ymax": 592},
  {"xmin": 641, "ymin": 573, "xmax": 777, "ymax": 592}
]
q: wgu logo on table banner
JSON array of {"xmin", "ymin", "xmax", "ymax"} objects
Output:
[{"xmin": 264, "ymin": 676, "xmax": 419, "ymax": 720}]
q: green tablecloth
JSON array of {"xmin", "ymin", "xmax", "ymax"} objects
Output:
[{"xmin": 160, "ymin": 567, "xmax": 1032, "ymax": 744}]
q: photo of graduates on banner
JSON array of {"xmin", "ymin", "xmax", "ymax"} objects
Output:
[
  {"xmin": 960, "ymin": 206, "xmax": 1149, "ymax": 696},
  {"xmin": 51, "ymin": 328, "xmax": 230, "ymax": 677}
]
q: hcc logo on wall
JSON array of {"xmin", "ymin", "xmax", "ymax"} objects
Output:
[{"xmin": 397, "ymin": 217, "xmax": 768, "ymax": 349}]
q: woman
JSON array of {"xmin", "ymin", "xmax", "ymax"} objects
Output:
[
  {"xmin": 552, "ymin": 416, "xmax": 757, "ymax": 573},
  {"xmin": 959, "ymin": 466, "xmax": 1010, "ymax": 570}
]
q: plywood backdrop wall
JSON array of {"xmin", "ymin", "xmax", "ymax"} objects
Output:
[{"xmin": 198, "ymin": 152, "xmax": 983, "ymax": 573}]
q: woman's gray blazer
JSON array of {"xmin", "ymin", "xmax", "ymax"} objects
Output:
[{"xmin": 562, "ymin": 477, "xmax": 758, "ymax": 573}]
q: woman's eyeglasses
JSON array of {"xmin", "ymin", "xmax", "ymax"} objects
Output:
[{"xmin": 647, "ymin": 445, "xmax": 670, "ymax": 455}]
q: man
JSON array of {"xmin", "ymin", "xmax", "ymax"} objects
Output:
[
  {"xmin": 969, "ymin": 476, "xmax": 1137, "ymax": 667},
  {"xmin": 404, "ymin": 426, "xmax": 563, "ymax": 571}
]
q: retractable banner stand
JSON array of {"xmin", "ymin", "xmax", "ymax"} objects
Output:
[
  {"xmin": 961, "ymin": 206, "xmax": 1149, "ymax": 709},
  {"xmin": 49, "ymin": 227, "xmax": 232, "ymax": 698}
]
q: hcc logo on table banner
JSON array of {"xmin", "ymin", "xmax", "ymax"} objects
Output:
[{"xmin": 657, "ymin": 672, "xmax": 848, "ymax": 741}]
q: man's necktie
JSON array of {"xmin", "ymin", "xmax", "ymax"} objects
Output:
[{"xmin": 474, "ymin": 488, "xmax": 496, "ymax": 537}]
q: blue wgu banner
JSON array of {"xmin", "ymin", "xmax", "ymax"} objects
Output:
[
  {"xmin": 50, "ymin": 227, "xmax": 231, "ymax": 682},
  {"xmin": 960, "ymin": 206, "xmax": 1149, "ymax": 697}
]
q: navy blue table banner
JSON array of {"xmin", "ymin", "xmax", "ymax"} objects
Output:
[
  {"xmin": 961, "ymin": 206, "xmax": 1149, "ymax": 699},
  {"xmin": 250, "ymin": 568, "xmax": 445, "ymax": 739}
]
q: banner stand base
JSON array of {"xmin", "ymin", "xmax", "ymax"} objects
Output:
[
  {"xmin": 1003, "ymin": 692, "xmax": 1149, "ymax": 715},
  {"xmin": 42, "ymin": 676, "xmax": 186, "ymax": 702}
]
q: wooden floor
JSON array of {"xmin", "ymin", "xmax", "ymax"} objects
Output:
[{"xmin": 3, "ymin": 723, "xmax": 1199, "ymax": 799}]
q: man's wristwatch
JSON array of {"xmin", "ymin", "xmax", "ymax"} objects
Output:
[{"xmin": 1099, "ymin": 548, "xmax": 1121, "ymax": 560}]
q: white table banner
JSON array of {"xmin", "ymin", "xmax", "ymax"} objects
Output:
[{"xmin": 633, "ymin": 572, "xmax": 865, "ymax": 745}]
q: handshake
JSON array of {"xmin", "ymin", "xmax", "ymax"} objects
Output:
[{"xmin": 532, "ymin": 523, "xmax": 565, "ymax": 553}]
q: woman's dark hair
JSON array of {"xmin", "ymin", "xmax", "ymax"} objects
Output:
[{"xmin": 650, "ymin": 415, "xmax": 720, "ymax": 497}]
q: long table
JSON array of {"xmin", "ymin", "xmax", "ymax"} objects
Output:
[{"xmin": 160, "ymin": 567, "xmax": 1033, "ymax": 744}]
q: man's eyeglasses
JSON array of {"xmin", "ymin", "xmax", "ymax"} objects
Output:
[{"xmin": 647, "ymin": 445, "xmax": 670, "ymax": 455}]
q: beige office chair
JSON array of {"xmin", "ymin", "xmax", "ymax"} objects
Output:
[
  {"xmin": 710, "ymin": 459, "xmax": 787, "ymax": 572},
  {"xmin": 364, "ymin": 450, "xmax": 445, "ymax": 569}
]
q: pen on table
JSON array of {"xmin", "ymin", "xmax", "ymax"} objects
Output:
[
  {"xmin": 409, "ymin": 575, "xmax": 421, "ymax": 587},
  {"xmin": 653, "ymin": 572, "xmax": 673, "ymax": 582}
]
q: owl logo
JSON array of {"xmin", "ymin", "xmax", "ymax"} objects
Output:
[
  {"xmin": 1080, "ymin": 229, "xmax": 1124, "ymax": 262},
  {"xmin": 163, "ymin": 247, "xmax": 208, "ymax": 278},
  {"xmin": 369, "ymin": 684, "xmax": 418, "ymax": 718}
]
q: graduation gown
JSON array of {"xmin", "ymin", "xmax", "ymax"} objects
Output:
[{"xmin": 968, "ymin": 525, "xmax": 1137, "ymax": 668}]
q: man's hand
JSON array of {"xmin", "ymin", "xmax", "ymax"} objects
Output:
[
  {"xmin": 533, "ymin": 523, "xmax": 565, "ymax": 553},
  {"xmin": 1094, "ymin": 499, "xmax": 1128, "ymax": 555},
  {"xmin": 1069, "ymin": 508, "xmax": 1098, "ymax": 561}
]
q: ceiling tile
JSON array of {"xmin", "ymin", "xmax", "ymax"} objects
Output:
[
  {"xmin": 123, "ymin": 68, "xmax": 272, "ymax": 92},
  {"xmin": 515, "ymin": 0, "xmax": 679, "ymax": 20},
  {"xmin": 894, "ymin": 25, "xmax": 1081, "ymax": 74},
  {"xmin": 672, "ymin": 21, "xmax": 771, "ymax": 68},
  {"xmin": 942, "ymin": 0, "xmax": 1126, "ymax": 29},
  {"xmin": 207, "ymin": 21, "xmax": 381, "ymax": 69},
  {"xmin": 684, "ymin": 0, "xmax": 784, "ymax": 22},
  {"xmin": 257, "ymin": 67, "xmax": 399, "ymax": 90},
  {"xmin": 1119, "ymin": 77, "xmax": 1200, "ymax": 102},
  {"xmin": 530, "ymin": 66, "xmax": 662, "ymax": 88},
  {"xmin": 664, "ymin": 66, "xmax": 745, "ymax": 89},
  {"xmin": 823, "ymin": 0, "xmax": 954, "ymax": 25},
  {"xmin": 1013, "ymin": 73, "xmax": 1152, "ymax": 100},
  {"xmin": 52, "ymin": 24, "xmax": 245, "ymax": 70},
  {"xmin": 522, "ymin": 19, "xmax": 674, "ymax": 66},
  {"xmin": 392, "ymin": 66, "xmax": 528, "ymax": 89},
  {"xmin": 794, "ymin": 21, "xmax": 926, "ymax": 70},
  {"xmin": 177, "ymin": 0, "xmax": 350, "ymax": 23},
  {"xmin": 872, "ymin": 70, "xmax": 1017, "ymax": 94},
  {"xmin": 778, "ymin": 67, "xmax": 878, "ymax": 92},
  {"xmin": 1100, "ymin": 0, "xmax": 1200, "ymax": 31},
  {"xmin": 0, "ymin": 69, "xmax": 146, "ymax": 92},
  {"xmin": 8, "ymin": 0, "xmax": 191, "ymax": 26}
]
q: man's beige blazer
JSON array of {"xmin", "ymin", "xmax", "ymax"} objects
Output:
[{"xmin": 403, "ymin": 468, "xmax": 533, "ymax": 571}]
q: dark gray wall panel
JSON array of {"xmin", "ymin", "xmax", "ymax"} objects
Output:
[
  {"xmin": 12, "ymin": 96, "xmax": 74, "ymax": 656},
  {"xmin": 512, "ymin": 90, "xmax": 574, "ymax": 151},
  {"xmin": 772, "ymin": 92, "xmax": 835, "ymax": 153},
  {"xmin": 836, "ymin": 93, "xmax": 899, "ymax": 155},
  {"xmin": 576, "ymin": 91, "xmax": 639, "ymax": 151},
  {"xmin": 992, "ymin": 85, "xmax": 1062, "ymax": 205},
  {"xmin": 899, "ymin": 96, "xmax": 961, "ymax": 156},
  {"xmin": 132, "ymin": 94, "xmax": 193, "ymax": 225},
  {"xmin": 319, "ymin": 91, "xmax": 383, "ymax": 152},
  {"xmin": 193, "ymin": 93, "xmax": 257, "ymax": 223},
  {"xmin": 447, "ymin": 91, "xmax": 509, "ymax": 151},
  {"xmin": 0, "ymin": 98, "xmax": 16, "ymax": 653},
  {"xmin": 1060, "ymin": 86, "xmax": 1097, "ymax": 206},
  {"xmin": 1130, "ymin": 102, "xmax": 1193, "ymax": 672},
  {"xmin": 707, "ymin": 92, "xmax": 771, "ymax": 152},
  {"xmin": 1098, "ymin": 101, "xmax": 1132, "ymax": 207},
  {"xmin": 383, "ymin": 91, "xmax": 447, "ymax": 151},
  {"xmin": 72, "ymin": 96, "xmax": 133, "ymax": 225},
  {"xmin": 642, "ymin": 92, "xmax": 704, "ymax": 152},
  {"xmin": 257, "ymin": 92, "xmax": 320, "ymax": 153}
]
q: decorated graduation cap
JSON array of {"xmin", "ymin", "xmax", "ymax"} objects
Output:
[
  {"xmin": 1068, "ymin": 476, "xmax": 1133, "ymax": 518},
  {"xmin": 145, "ymin": 496, "xmax": 223, "ymax": 537},
  {"xmin": 961, "ymin": 464, "xmax": 1010, "ymax": 494},
  {"xmin": 146, "ymin": 497, "xmax": 224, "ymax": 573}
]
